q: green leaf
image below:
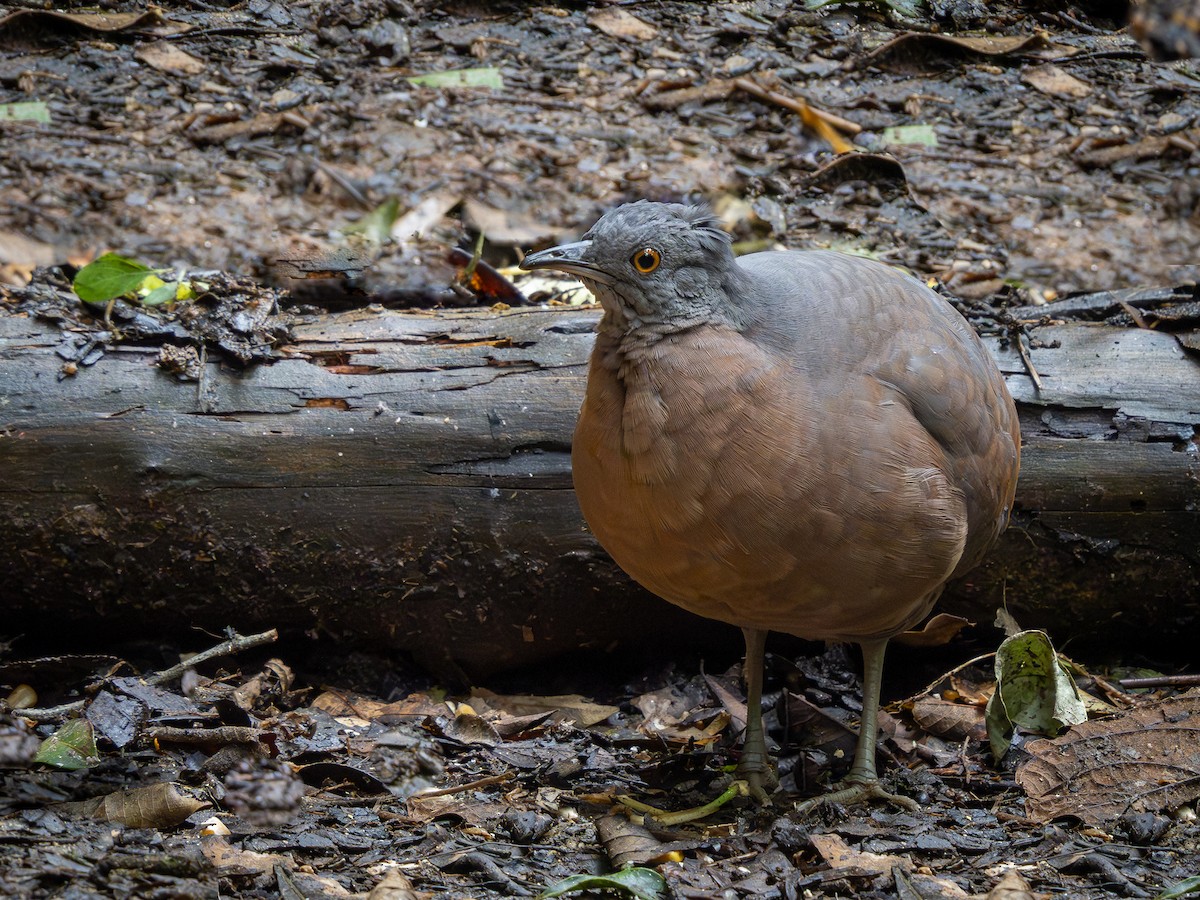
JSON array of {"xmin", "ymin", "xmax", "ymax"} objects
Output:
[
  {"xmin": 986, "ymin": 630, "xmax": 1087, "ymax": 761},
  {"xmin": 881, "ymin": 124, "xmax": 938, "ymax": 148},
  {"xmin": 141, "ymin": 281, "xmax": 180, "ymax": 306},
  {"xmin": 0, "ymin": 101, "xmax": 50, "ymax": 123},
  {"xmin": 1157, "ymin": 874, "xmax": 1200, "ymax": 899},
  {"xmin": 72, "ymin": 253, "xmax": 157, "ymax": 303},
  {"xmin": 406, "ymin": 67, "xmax": 504, "ymax": 89},
  {"xmin": 538, "ymin": 867, "xmax": 666, "ymax": 900},
  {"xmin": 34, "ymin": 718, "xmax": 99, "ymax": 770},
  {"xmin": 344, "ymin": 197, "xmax": 401, "ymax": 244}
]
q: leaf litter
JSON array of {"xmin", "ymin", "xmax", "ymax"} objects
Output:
[{"xmin": 2, "ymin": 621, "xmax": 1197, "ymax": 897}]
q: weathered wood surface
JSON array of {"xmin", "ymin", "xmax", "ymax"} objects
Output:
[{"xmin": 1, "ymin": 303, "xmax": 1198, "ymax": 675}]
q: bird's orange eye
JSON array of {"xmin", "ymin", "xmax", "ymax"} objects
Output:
[{"xmin": 631, "ymin": 247, "xmax": 661, "ymax": 274}]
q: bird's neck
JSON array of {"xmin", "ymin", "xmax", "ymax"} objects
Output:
[{"xmin": 596, "ymin": 312, "xmax": 707, "ymax": 348}]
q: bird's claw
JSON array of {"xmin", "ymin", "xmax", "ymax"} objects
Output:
[
  {"xmin": 795, "ymin": 776, "xmax": 920, "ymax": 815},
  {"xmin": 734, "ymin": 754, "xmax": 779, "ymax": 804}
]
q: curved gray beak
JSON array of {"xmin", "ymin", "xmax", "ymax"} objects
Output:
[{"xmin": 519, "ymin": 240, "xmax": 614, "ymax": 285}]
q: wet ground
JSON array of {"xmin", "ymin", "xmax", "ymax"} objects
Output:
[
  {"xmin": 2, "ymin": 0, "xmax": 1198, "ymax": 302},
  {"xmin": 2, "ymin": 0, "xmax": 1200, "ymax": 897}
]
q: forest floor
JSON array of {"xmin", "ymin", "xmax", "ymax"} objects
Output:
[{"xmin": 1, "ymin": 1, "xmax": 1199, "ymax": 897}]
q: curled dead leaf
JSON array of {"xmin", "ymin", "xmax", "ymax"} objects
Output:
[
  {"xmin": 896, "ymin": 613, "xmax": 974, "ymax": 648},
  {"xmin": 911, "ymin": 695, "xmax": 987, "ymax": 742},
  {"xmin": 55, "ymin": 781, "xmax": 208, "ymax": 829}
]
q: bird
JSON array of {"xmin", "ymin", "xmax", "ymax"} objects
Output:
[{"xmin": 520, "ymin": 201, "xmax": 1020, "ymax": 808}]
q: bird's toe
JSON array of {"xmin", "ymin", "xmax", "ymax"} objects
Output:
[{"xmin": 795, "ymin": 776, "xmax": 920, "ymax": 815}]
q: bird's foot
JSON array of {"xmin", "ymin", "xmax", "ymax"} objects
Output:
[
  {"xmin": 733, "ymin": 757, "xmax": 779, "ymax": 804},
  {"xmin": 795, "ymin": 775, "xmax": 919, "ymax": 815}
]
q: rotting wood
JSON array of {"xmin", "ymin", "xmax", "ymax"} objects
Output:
[{"xmin": 1, "ymin": 299, "xmax": 1198, "ymax": 676}]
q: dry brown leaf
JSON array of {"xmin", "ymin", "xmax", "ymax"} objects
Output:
[
  {"xmin": 704, "ymin": 672, "xmax": 748, "ymax": 731},
  {"xmin": 463, "ymin": 199, "xmax": 557, "ymax": 246},
  {"xmin": 947, "ymin": 673, "xmax": 994, "ymax": 705},
  {"xmin": 1022, "ymin": 64, "xmax": 1090, "ymax": 99},
  {"xmin": 442, "ymin": 712, "xmax": 501, "ymax": 746},
  {"xmin": 135, "ymin": 41, "xmax": 205, "ymax": 76},
  {"xmin": 633, "ymin": 679, "xmax": 713, "ymax": 728},
  {"xmin": 0, "ymin": 9, "xmax": 166, "ymax": 34},
  {"xmin": 986, "ymin": 868, "xmax": 1037, "ymax": 899},
  {"xmin": 862, "ymin": 32, "xmax": 1073, "ymax": 72},
  {"xmin": 994, "ymin": 608, "xmax": 1023, "ymax": 637},
  {"xmin": 801, "ymin": 153, "xmax": 910, "ymax": 194},
  {"xmin": 469, "ymin": 688, "xmax": 618, "ymax": 727},
  {"xmin": 55, "ymin": 781, "xmax": 208, "ymax": 829},
  {"xmin": 896, "ymin": 613, "xmax": 974, "ymax": 648},
  {"xmin": 312, "ymin": 688, "xmax": 445, "ymax": 722},
  {"xmin": 1017, "ymin": 691, "xmax": 1200, "ymax": 824},
  {"xmin": 231, "ymin": 658, "xmax": 293, "ymax": 711},
  {"xmin": 897, "ymin": 869, "xmax": 973, "ymax": 898},
  {"xmin": 201, "ymin": 835, "xmax": 293, "ymax": 875},
  {"xmin": 406, "ymin": 791, "xmax": 515, "ymax": 826},
  {"xmin": 367, "ymin": 869, "xmax": 421, "ymax": 900},
  {"xmin": 190, "ymin": 111, "xmax": 296, "ymax": 144},
  {"xmin": 587, "ymin": 8, "xmax": 657, "ymax": 42},
  {"xmin": 810, "ymin": 833, "xmax": 912, "ymax": 877},
  {"xmin": 911, "ymin": 695, "xmax": 987, "ymax": 742},
  {"xmin": 787, "ymin": 691, "xmax": 859, "ymax": 755},
  {"xmin": 596, "ymin": 812, "xmax": 673, "ymax": 869}
]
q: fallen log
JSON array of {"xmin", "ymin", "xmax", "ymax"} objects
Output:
[{"xmin": 1, "ymin": 287, "xmax": 1198, "ymax": 676}]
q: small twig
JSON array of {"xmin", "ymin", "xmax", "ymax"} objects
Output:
[
  {"xmin": 732, "ymin": 77, "xmax": 857, "ymax": 153},
  {"xmin": 148, "ymin": 725, "xmax": 262, "ymax": 745},
  {"xmin": 460, "ymin": 230, "xmax": 486, "ymax": 287},
  {"xmin": 14, "ymin": 699, "xmax": 86, "ymax": 723},
  {"xmin": 1118, "ymin": 674, "xmax": 1200, "ymax": 689},
  {"xmin": 1013, "ymin": 332, "xmax": 1043, "ymax": 392},
  {"xmin": 144, "ymin": 628, "xmax": 278, "ymax": 686},
  {"xmin": 414, "ymin": 771, "xmax": 515, "ymax": 799},
  {"xmin": 16, "ymin": 628, "xmax": 278, "ymax": 723},
  {"xmin": 733, "ymin": 77, "xmax": 862, "ymax": 135}
]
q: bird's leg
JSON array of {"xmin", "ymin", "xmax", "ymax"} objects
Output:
[
  {"xmin": 735, "ymin": 627, "xmax": 777, "ymax": 802},
  {"xmin": 612, "ymin": 628, "xmax": 776, "ymax": 824},
  {"xmin": 611, "ymin": 628, "xmax": 774, "ymax": 824},
  {"xmin": 796, "ymin": 638, "xmax": 919, "ymax": 813}
]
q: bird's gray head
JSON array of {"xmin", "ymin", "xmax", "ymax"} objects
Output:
[{"xmin": 520, "ymin": 201, "xmax": 744, "ymax": 331}]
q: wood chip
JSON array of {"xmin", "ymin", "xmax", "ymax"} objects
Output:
[
  {"xmin": 587, "ymin": 8, "xmax": 657, "ymax": 42},
  {"xmin": 135, "ymin": 41, "xmax": 206, "ymax": 76},
  {"xmin": 1022, "ymin": 64, "xmax": 1091, "ymax": 99}
]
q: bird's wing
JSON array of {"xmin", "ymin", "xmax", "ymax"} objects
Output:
[{"xmin": 737, "ymin": 250, "xmax": 1020, "ymax": 575}]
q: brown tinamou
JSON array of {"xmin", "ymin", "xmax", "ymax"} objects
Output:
[{"xmin": 521, "ymin": 201, "xmax": 1020, "ymax": 807}]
